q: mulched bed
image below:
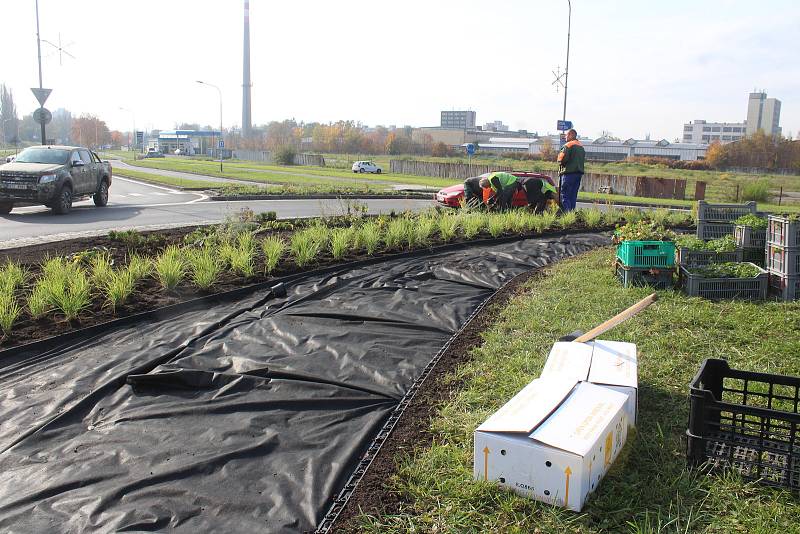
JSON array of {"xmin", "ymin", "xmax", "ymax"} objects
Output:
[
  {"xmin": 331, "ymin": 268, "xmax": 542, "ymax": 533},
  {"xmin": 0, "ymin": 221, "xmax": 618, "ymax": 350}
]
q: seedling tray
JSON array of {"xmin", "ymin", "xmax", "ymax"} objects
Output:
[
  {"xmin": 735, "ymin": 225, "xmax": 767, "ymax": 250},
  {"xmin": 739, "ymin": 247, "xmax": 765, "ymax": 267},
  {"xmin": 697, "ymin": 201, "xmax": 757, "ymax": 223},
  {"xmin": 676, "ymin": 247, "xmax": 741, "ymax": 268},
  {"xmin": 768, "ymin": 215, "xmax": 800, "ymax": 249},
  {"xmin": 687, "ymin": 358, "xmax": 800, "ymax": 492},
  {"xmin": 697, "ymin": 221, "xmax": 735, "ymax": 241},
  {"xmin": 680, "ymin": 263, "xmax": 768, "ymax": 300},
  {"xmin": 616, "ymin": 240, "xmax": 675, "ymax": 269},
  {"xmin": 615, "ymin": 260, "xmax": 674, "ymax": 289}
]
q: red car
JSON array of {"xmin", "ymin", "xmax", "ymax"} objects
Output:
[{"xmin": 434, "ymin": 172, "xmax": 556, "ymax": 208}]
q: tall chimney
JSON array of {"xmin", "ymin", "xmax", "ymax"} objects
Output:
[{"xmin": 242, "ymin": 0, "xmax": 252, "ymax": 137}]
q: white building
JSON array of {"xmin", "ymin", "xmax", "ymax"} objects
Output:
[
  {"xmin": 440, "ymin": 110, "xmax": 476, "ymax": 129},
  {"xmin": 746, "ymin": 92, "xmax": 781, "ymax": 137},
  {"xmin": 482, "ymin": 120, "xmax": 509, "ymax": 132},
  {"xmin": 478, "ymin": 137, "xmax": 707, "ymax": 161},
  {"xmin": 682, "ymin": 120, "xmax": 746, "ymax": 144}
]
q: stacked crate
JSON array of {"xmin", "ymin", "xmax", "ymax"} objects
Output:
[
  {"xmin": 766, "ymin": 215, "xmax": 800, "ymax": 300},
  {"xmin": 615, "ymin": 241, "xmax": 675, "ymax": 289},
  {"xmin": 734, "ymin": 222, "xmax": 766, "ymax": 266},
  {"xmin": 696, "ymin": 201, "xmax": 756, "ymax": 241}
]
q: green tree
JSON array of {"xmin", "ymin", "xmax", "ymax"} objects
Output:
[{"xmin": 0, "ymin": 85, "xmax": 19, "ymax": 145}]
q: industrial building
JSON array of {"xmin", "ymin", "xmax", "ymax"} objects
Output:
[
  {"xmin": 682, "ymin": 120, "xmax": 746, "ymax": 144},
  {"xmin": 147, "ymin": 130, "xmax": 223, "ymax": 155},
  {"xmin": 476, "ymin": 137, "xmax": 707, "ymax": 161},
  {"xmin": 440, "ymin": 110, "xmax": 476, "ymax": 129},
  {"xmin": 746, "ymin": 91, "xmax": 781, "ymax": 137}
]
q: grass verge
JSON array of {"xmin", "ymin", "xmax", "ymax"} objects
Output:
[{"xmin": 356, "ymin": 248, "xmax": 800, "ymax": 533}]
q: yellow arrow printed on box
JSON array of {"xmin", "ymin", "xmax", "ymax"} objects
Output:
[
  {"xmin": 483, "ymin": 446, "xmax": 490, "ymax": 481},
  {"xmin": 564, "ymin": 466, "xmax": 572, "ymax": 505}
]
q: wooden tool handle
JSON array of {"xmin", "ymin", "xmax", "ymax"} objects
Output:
[{"xmin": 573, "ymin": 293, "xmax": 658, "ymax": 343}]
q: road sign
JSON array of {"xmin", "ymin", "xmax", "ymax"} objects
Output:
[
  {"xmin": 218, "ymin": 140, "xmax": 224, "ymax": 149},
  {"xmin": 557, "ymin": 120, "xmax": 573, "ymax": 131},
  {"xmin": 30, "ymin": 87, "xmax": 52, "ymax": 107},
  {"xmin": 466, "ymin": 143, "xmax": 475, "ymax": 156},
  {"xmin": 135, "ymin": 131, "xmax": 144, "ymax": 145},
  {"xmin": 33, "ymin": 107, "xmax": 52, "ymax": 125}
]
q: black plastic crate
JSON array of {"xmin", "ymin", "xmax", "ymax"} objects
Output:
[
  {"xmin": 615, "ymin": 260, "xmax": 674, "ymax": 289},
  {"xmin": 697, "ymin": 221, "xmax": 735, "ymax": 241},
  {"xmin": 677, "ymin": 247, "xmax": 742, "ymax": 268},
  {"xmin": 687, "ymin": 359, "xmax": 800, "ymax": 492},
  {"xmin": 739, "ymin": 247, "xmax": 765, "ymax": 267},
  {"xmin": 697, "ymin": 201, "xmax": 757, "ymax": 223}
]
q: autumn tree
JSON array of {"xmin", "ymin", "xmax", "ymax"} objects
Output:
[
  {"xmin": 70, "ymin": 114, "xmax": 111, "ymax": 148},
  {"xmin": 0, "ymin": 84, "xmax": 18, "ymax": 145},
  {"xmin": 539, "ymin": 137, "xmax": 557, "ymax": 160},
  {"xmin": 431, "ymin": 141, "xmax": 452, "ymax": 157}
]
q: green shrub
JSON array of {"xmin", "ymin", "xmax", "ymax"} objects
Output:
[
  {"xmin": 734, "ymin": 213, "xmax": 768, "ymax": 229},
  {"xmin": 461, "ymin": 213, "xmax": 486, "ymax": 239},
  {"xmin": 186, "ymin": 247, "xmax": 222, "ymax": 290},
  {"xmin": 558, "ymin": 211, "xmax": 578, "ymax": 228},
  {"xmin": 273, "ymin": 145, "xmax": 297, "ymax": 165},
  {"xmin": 581, "ymin": 208, "xmax": 604, "ymax": 229},
  {"xmin": 384, "ymin": 219, "xmax": 407, "ymax": 249},
  {"xmin": 415, "ymin": 217, "xmax": 437, "ymax": 246},
  {"xmin": 105, "ymin": 269, "xmax": 136, "ymax": 312},
  {"xmin": 740, "ymin": 180, "xmax": 770, "ymax": 202},
  {"xmin": 0, "ymin": 292, "xmax": 20, "ymax": 336},
  {"xmin": 0, "ymin": 262, "xmax": 26, "ymax": 294},
  {"xmin": 155, "ymin": 246, "xmax": 186, "ymax": 290},
  {"xmin": 290, "ymin": 227, "xmax": 325, "ymax": 267},
  {"xmin": 330, "ymin": 228, "xmax": 353, "ymax": 260},
  {"xmin": 47, "ymin": 264, "xmax": 92, "ymax": 321},
  {"xmin": 649, "ymin": 208, "xmax": 671, "ymax": 226},
  {"xmin": 27, "ymin": 284, "xmax": 51, "ymax": 318},
  {"xmin": 356, "ymin": 222, "xmax": 382, "ymax": 255},
  {"xmin": 622, "ymin": 208, "xmax": 643, "ymax": 224},
  {"xmin": 603, "ymin": 207, "xmax": 623, "ymax": 226},
  {"xmin": 262, "ymin": 236, "xmax": 286, "ymax": 274},
  {"xmin": 126, "ymin": 254, "xmax": 152, "ymax": 282},
  {"xmin": 487, "ymin": 215, "xmax": 505, "ymax": 238},
  {"xmin": 90, "ymin": 251, "xmax": 115, "ymax": 288}
]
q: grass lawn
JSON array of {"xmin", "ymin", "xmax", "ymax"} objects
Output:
[
  {"xmin": 357, "ymin": 248, "xmax": 800, "ymax": 533},
  {"xmin": 112, "ymin": 168, "xmax": 223, "ymax": 189}
]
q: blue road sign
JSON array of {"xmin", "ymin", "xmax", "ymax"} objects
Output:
[
  {"xmin": 466, "ymin": 143, "xmax": 475, "ymax": 156},
  {"xmin": 218, "ymin": 140, "xmax": 224, "ymax": 148},
  {"xmin": 557, "ymin": 120, "xmax": 573, "ymax": 131}
]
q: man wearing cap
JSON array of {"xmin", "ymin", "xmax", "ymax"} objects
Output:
[
  {"xmin": 557, "ymin": 128, "xmax": 585, "ymax": 212},
  {"xmin": 479, "ymin": 171, "xmax": 519, "ymax": 211}
]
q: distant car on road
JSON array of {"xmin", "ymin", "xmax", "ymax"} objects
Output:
[
  {"xmin": 434, "ymin": 172, "xmax": 555, "ymax": 208},
  {"xmin": 0, "ymin": 145, "xmax": 112, "ymax": 215},
  {"xmin": 144, "ymin": 150, "xmax": 165, "ymax": 158},
  {"xmin": 352, "ymin": 161, "xmax": 382, "ymax": 174}
]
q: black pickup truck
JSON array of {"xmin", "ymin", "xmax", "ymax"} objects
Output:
[{"xmin": 0, "ymin": 145, "xmax": 112, "ymax": 215}]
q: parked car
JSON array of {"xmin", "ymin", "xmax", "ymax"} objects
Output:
[
  {"xmin": 434, "ymin": 172, "xmax": 555, "ymax": 208},
  {"xmin": 144, "ymin": 150, "xmax": 165, "ymax": 158},
  {"xmin": 0, "ymin": 145, "xmax": 112, "ymax": 215},
  {"xmin": 352, "ymin": 161, "xmax": 382, "ymax": 174},
  {"xmin": 5, "ymin": 155, "xmax": 15, "ymax": 164}
]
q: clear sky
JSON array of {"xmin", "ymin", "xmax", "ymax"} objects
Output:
[{"xmin": 2, "ymin": 0, "xmax": 798, "ymax": 140}]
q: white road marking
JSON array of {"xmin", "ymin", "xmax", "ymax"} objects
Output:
[{"xmin": 128, "ymin": 193, "xmax": 144, "ymax": 197}]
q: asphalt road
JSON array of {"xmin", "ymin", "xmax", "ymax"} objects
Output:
[{"xmin": 0, "ymin": 177, "xmax": 435, "ymax": 248}]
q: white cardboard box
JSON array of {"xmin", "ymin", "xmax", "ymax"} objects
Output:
[
  {"xmin": 473, "ymin": 378, "xmax": 629, "ymax": 511},
  {"xmin": 541, "ymin": 340, "xmax": 638, "ymax": 425}
]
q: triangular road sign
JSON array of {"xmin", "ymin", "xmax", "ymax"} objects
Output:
[{"xmin": 31, "ymin": 87, "xmax": 52, "ymax": 107}]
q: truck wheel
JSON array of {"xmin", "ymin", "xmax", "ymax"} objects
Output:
[
  {"xmin": 94, "ymin": 180, "xmax": 109, "ymax": 207},
  {"xmin": 52, "ymin": 185, "xmax": 73, "ymax": 215},
  {"xmin": 0, "ymin": 202, "xmax": 12, "ymax": 214}
]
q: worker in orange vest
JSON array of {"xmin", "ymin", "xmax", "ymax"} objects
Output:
[{"xmin": 557, "ymin": 128, "xmax": 586, "ymax": 211}]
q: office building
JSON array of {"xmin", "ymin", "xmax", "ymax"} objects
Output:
[
  {"xmin": 746, "ymin": 92, "xmax": 781, "ymax": 137},
  {"xmin": 440, "ymin": 110, "xmax": 476, "ymax": 129},
  {"xmin": 682, "ymin": 120, "xmax": 746, "ymax": 144}
]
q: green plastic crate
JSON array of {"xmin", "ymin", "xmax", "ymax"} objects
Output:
[{"xmin": 616, "ymin": 241, "xmax": 676, "ymax": 269}]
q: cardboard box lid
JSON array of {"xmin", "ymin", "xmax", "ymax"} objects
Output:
[
  {"xmin": 540, "ymin": 342, "xmax": 593, "ymax": 382},
  {"xmin": 530, "ymin": 381, "xmax": 628, "ymax": 457},
  {"xmin": 477, "ymin": 377, "xmax": 578, "ymax": 434},
  {"xmin": 588, "ymin": 340, "xmax": 638, "ymax": 389}
]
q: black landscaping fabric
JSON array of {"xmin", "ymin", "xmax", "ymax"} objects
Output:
[{"xmin": 0, "ymin": 233, "xmax": 607, "ymax": 533}]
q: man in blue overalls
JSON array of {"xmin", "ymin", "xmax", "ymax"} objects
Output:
[{"xmin": 557, "ymin": 129, "xmax": 586, "ymax": 212}]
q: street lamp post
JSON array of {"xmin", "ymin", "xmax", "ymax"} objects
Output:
[
  {"xmin": 562, "ymin": 0, "xmax": 571, "ymax": 125},
  {"xmin": 196, "ymin": 80, "xmax": 223, "ymax": 173}
]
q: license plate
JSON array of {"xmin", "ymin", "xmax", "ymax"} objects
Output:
[{"xmin": 2, "ymin": 182, "xmax": 31, "ymax": 190}]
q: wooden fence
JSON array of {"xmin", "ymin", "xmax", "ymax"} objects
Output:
[
  {"xmin": 233, "ymin": 150, "xmax": 326, "ymax": 167},
  {"xmin": 390, "ymin": 160, "xmax": 512, "ymax": 180}
]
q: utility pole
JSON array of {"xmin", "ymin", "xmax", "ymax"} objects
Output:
[
  {"xmin": 35, "ymin": 0, "xmax": 46, "ymax": 145},
  {"xmin": 562, "ymin": 0, "xmax": 571, "ymax": 124}
]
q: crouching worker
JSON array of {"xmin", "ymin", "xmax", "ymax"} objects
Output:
[
  {"xmin": 518, "ymin": 176, "xmax": 558, "ymax": 213},
  {"xmin": 479, "ymin": 171, "xmax": 519, "ymax": 211},
  {"xmin": 463, "ymin": 175, "xmax": 484, "ymax": 208}
]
